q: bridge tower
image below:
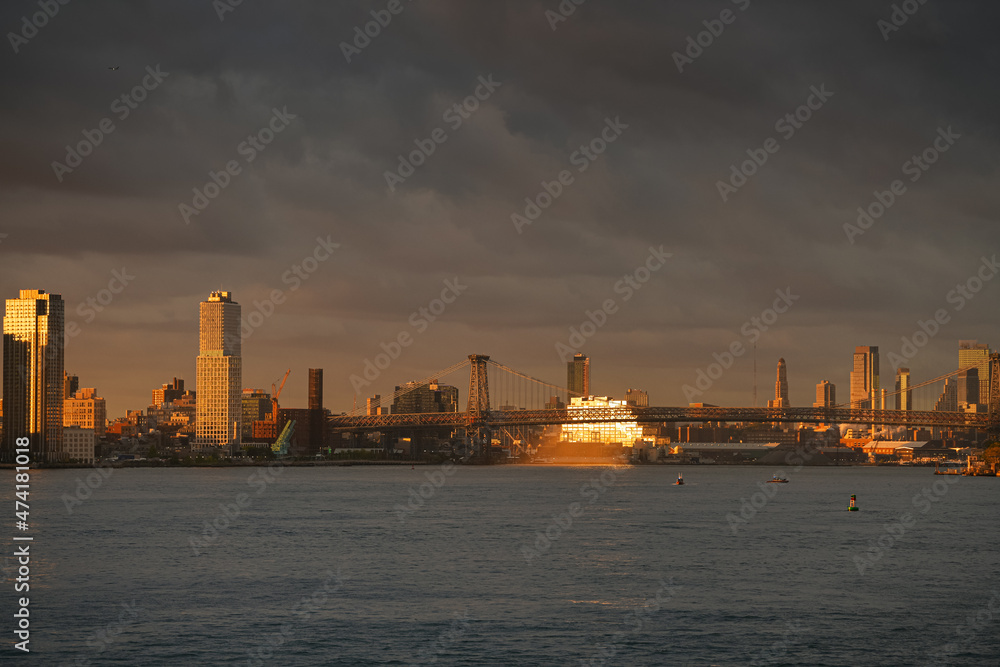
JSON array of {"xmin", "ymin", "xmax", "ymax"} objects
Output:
[
  {"xmin": 468, "ymin": 355, "xmax": 492, "ymax": 461},
  {"xmin": 468, "ymin": 354, "xmax": 491, "ymax": 417}
]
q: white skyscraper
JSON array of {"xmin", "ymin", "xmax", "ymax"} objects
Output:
[{"xmin": 195, "ymin": 291, "xmax": 242, "ymax": 450}]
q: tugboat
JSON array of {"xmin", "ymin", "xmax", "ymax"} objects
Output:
[
  {"xmin": 674, "ymin": 473, "xmax": 684, "ymax": 486},
  {"xmin": 766, "ymin": 474, "xmax": 789, "ymax": 483}
]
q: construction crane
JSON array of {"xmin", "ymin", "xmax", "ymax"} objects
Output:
[
  {"xmin": 251, "ymin": 369, "xmax": 291, "ymax": 443},
  {"xmin": 272, "ymin": 420, "xmax": 295, "ymax": 457},
  {"xmin": 271, "ymin": 369, "xmax": 291, "ymax": 423}
]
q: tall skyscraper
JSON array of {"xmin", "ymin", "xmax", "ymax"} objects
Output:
[
  {"xmin": 956, "ymin": 367, "xmax": 979, "ymax": 407},
  {"xmin": 958, "ymin": 340, "xmax": 990, "ymax": 406},
  {"xmin": 63, "ymin": 371, "xmax": 79, "ymax": 399},
  {"xmin": 814, "ymin": 380, "xmax": 836, "ymax": 408},
  {"xmin": 850, "ymin": 346, "xmax": 879, "ymax": 409},
  {"xmin": 768, "ymin": 358, "xmax": 789, "ymax": 408},
  {"xmin": 567, "ymin": 353, "xmax": 590, "ymax": 397},
  {"xmin": 934, "ymin": 377, "xmax": 958, "ymax": 412},
  {"xmin": 894, "ymin": 368, "xmax": 912, "ymax": 411},
  {"xmin": 195, "ymin": 291, "xmax": 241, "ymax": 450},
  {"xmin": 3, "ymin": 289, "xmax": 65, "ymax": 462}
]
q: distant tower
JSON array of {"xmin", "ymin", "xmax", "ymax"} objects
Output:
[
  {"xmin": 63, "ymin": 371, "xmax": 79, "ymax": 399},
  {"xmin": 933, "ymin": 377, "xmax": 958, "ymax": 412},
  {"xmin": 308, "ymin": 368, "xmax": 323, "ymax": 411},
  {"xmin": 958, "ymin": 340, "xmax": 990, "ymax": 407},
  {"xmin": 814, "ymin": 380, "xmax": 836, "ymax": 408},
  {"xmin": 850, "ymin": 346, "xmax": 879, "ymax": 409},
  {"xmin": 767, "ymin": 358, "xmax": 789, "ymax": 408},
  {"xmin": 195, "ymin": 291, "xmax": 242, "ymax": 450},
  {"xmin": 3, "ymin": 289, "xmax": 65, "ymax": 463},
  {"xmin": 625, "ymin": 388, "xmax": 649, "ymax": 407},
  {"xmin": 956, "ymin": 367, "xmax": 979, "ymax": 407},
  {"xmin": 567, "ymin": 353, "xmax": 590, "ymax": 397},
  {"xmin": 894, "ymin": 368, "xmax": 911, "ymax": 411},
  {"xmin": 308, "ymin": 368, "xmax": 325, "ymax": 451}
]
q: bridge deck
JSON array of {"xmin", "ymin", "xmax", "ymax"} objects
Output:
[{"xmin": 330, "ymin": 406, "xmax": 995, "ymax": 430}]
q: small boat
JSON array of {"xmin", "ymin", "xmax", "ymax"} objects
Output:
[
  {"xmin": 674, "ymin": 473, "xmax": 684, "ymax": 486},
  {"xmin": 766, "ymin": 474, "xmax": 789, "ymax": 483}
]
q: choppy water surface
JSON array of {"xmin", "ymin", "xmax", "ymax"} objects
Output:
[{"xmin": 3, "ymin": 464, "xmax": 999, "ymax": 665}]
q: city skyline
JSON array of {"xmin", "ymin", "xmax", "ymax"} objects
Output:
[
  {"xmin": 1, "ymin": 2, "xmax": 998, "ymax": 420},
  {"xmin": 5, "ymin": 4, "xmax": 999, "ymax": 665},
  {"xmin": 1, "ymin": 285, "xmax": 993, "ymax": 422}
]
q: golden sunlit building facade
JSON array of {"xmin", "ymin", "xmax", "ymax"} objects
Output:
[
  {"xmin": 3, "ymin": 289, "xmax": 65, "ymax": 462},
  {"xmin": 560, "ymin": 396, "xmax": 647, "ymax": 445},
  {"xmin": 195, "ymin": 291, "xmax": 242, "ymax": 449}
]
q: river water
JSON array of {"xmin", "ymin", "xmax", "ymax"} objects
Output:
[{"xmin": 3, "ymin": 464, "xmax": 999, "ymax": 665}]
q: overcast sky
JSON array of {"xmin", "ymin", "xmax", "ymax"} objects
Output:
[{"xmin": 2, "ymin": 0, "xmax": 998, "ymax": 418}]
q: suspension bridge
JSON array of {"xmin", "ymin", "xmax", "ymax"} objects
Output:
[{"xmin": 329, "ymin": 354, "xmax": 1000, "ymax": 435}]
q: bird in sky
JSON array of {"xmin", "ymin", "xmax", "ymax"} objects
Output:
[{"xmin": 107, "ymin": 66, "xmax": 119, "ymax": 70}]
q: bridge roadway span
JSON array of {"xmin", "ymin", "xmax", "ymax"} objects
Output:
[{"xmin": 329, "ymin": 406, "xmax": 995, "ymax": 430}]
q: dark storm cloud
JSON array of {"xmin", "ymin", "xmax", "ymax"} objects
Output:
[{"xmin": 1, "ymin": 0, "xmax": 998, "ymax": 414}]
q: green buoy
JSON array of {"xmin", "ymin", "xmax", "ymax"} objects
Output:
[{"xmin": 848, "ymin": 494, "xmax": 858, "ymax": 511}]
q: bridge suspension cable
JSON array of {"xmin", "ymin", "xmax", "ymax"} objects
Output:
[
  {"xmin": 487, "ymin": 359, "xmax": 584, "ymax": 401},
  {"xmin": 349, "ymin": 358, "xmax": 471, "ymax": 415},
  {"xmin": 831, "ymin": 365, "xmax": 982, "ymax": 409}
]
